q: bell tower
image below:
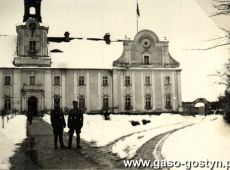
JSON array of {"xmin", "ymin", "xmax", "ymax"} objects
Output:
[
  {"xmin": 13, "ymin": 0, "xmax": 51, "ymax": 67},
  {"xmin": 23, "ymin": 0, "xmax": 42, "ymax": 23}
]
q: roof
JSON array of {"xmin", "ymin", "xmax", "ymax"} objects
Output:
[
  {"xmin": 49, "ymin": 39, "xmax": 123, "ymax": 69},
  {"xmin": 0, "ymin": 35, "xmax": 123, "ymax": 69}
]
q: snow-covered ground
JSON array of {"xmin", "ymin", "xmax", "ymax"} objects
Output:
[
  {"xmin": 162, "ymin": 115, "xmax": 230, "ymax": 169},
  {"xmin": 0, "ymin": 113, "xmax": 227, "ymax": 169},
  {"xmin": 0, "ymin": 115, "xmax": 27, "ymax": 169},
  {"xmin": 43, "ymin": 113, "xmax": 202, "ymax": 158}
]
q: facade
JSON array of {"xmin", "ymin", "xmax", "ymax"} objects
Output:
[{"xmin": 0, "ymin": 0, "xmax": 182, "ymax": 114}]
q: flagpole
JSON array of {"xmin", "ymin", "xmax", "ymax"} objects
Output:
[
  {"xmin": 137, "ymin": 12, "xmax": 138, "ymax": 33},
  {"xmin": 136, "ymin": 0, "xmax": 140, "ymax": 33},
  {"xmin": 136, "ymin": 0, "xmax": 138, "ymax": 33}
]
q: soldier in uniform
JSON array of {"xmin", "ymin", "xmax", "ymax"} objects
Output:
[
  {"xmin": 27, "ymin": 105, "xmax": 33, "ymax": 125},
  {"xmin": 50, "ymin": 103, "xmax": 66, "ymax": 149},
  {"xmin": 67, "ymin": 100, "xmax": 83, "ymax": 149}
]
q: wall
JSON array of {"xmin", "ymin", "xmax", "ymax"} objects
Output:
[
  {"xmin": 16, "ymin": 19, "xmax": 48, "ymax": 57},
  {"xmin": 0, "ymin": 67, "xmax": 181, "ymax": 114}
]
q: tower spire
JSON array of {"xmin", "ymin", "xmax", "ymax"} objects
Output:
[{"xmin": 23, "ymin": 0, "xmax": 42, "ymax": 23}]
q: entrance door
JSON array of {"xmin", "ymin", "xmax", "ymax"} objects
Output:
[{"xmin": 28, "ymin": 96, "xmax": 38, "ymax": 116}]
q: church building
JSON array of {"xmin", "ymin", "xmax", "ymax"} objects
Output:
[{"xmin": 0, "ymin": 0, "xmax": 182, "ymax": 114}]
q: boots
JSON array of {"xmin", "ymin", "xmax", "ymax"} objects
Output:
[
  {"xmin": 54, "ymin": 135, "xmax": 58, "ymax": 149},
  {"xmin": 68, "ymin": 133, "xmax": 73, "ymax": 148},
  {"xmin": 59, "ymin": 135, "xmax": 66, "ymax": 149},
  {"xmin": 76, "ymin": 133, "xmax": 82, "ymax": 149}
]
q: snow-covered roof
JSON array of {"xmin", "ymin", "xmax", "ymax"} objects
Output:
[
  {"xmin": 0, "ymin": 35, "xmax": 123, "ymax": 69},
  {"xmin": 49, "ymin": 39, "xmax": 123, "ymax": 69}
]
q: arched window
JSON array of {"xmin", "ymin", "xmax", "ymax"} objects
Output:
[
  {"xmin": 79, "ymin": 97, "xmax": 86, "ymax": 109},
  {"xmin": 145, "ymin": 96, "xmax": 152, "ymax": 109},
  {"xmin": 102, "ymin": 97, "xmax": 109, "ymax": 109},
  {"xmin": 29, "ymin": 7, "xmax": 36, "ymax": 15},
  {"xmin": 4, "ymin": 98, "xmax": 11, "ymax": 110},
  {"xmin": 166, "ymin": 95, "xmax": 172, "ymax": 109},
  {"xmin": 125, "ymin": 97, "xmax": 132, "ymax": 110}
]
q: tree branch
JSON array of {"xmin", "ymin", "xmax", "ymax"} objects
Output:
[
  {"xmin": 210, "ymin": 11, "xmax": 230, "ymax": 17},
  {"xmin": 206, "ymin": 35, "xmax": 228, "ymax": 41},
  {"xmin": 186, "ymin": 42, "xmax": 230, "ymax": 50}
]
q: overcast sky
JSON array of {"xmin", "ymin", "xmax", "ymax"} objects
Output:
[{"xmin": 0, "ymin": 0, "xmax": 229, "ymax": 102}]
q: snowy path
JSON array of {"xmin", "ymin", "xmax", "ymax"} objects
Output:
[
  {"xmin": 0, "ymin": 115, "xmax": 27, "ymax": 169},
  {"xmin": 116, "ymin": 116, "xmax": 219, "ymax": 161},
  {"xmin": 162, "ymin": 115, "xmax": 230, "ymax": 163},
  {"xmin": 27, "ymin": 117, "xmax": 125, "ymax": 169},
  {"xmin": 110, "ymin": 121, "xmax": 198, "ymax": 159},
  {"xmin": 134, "ymin": 123, "xmax": 194, "ymax": 161}
]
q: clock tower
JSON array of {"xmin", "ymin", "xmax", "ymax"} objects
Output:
[{"xmin": 13, "ymin": 0, "xmax": 51, "ymax": 67}]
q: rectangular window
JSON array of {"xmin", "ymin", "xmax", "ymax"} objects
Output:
[
  {"xmin": 166, "ymin": 95, "xmax": 172, "ymax": 109},
  {"xmin": 29, "ymin": 41, "xmax": 36, "ymax": 51},
  {"xmin": 79, "ymin": 97, "xmax": 85, "ymax": 109},
  {"xmin": 102, "ymin": 76, "xmax": 108, "ymax": 86},
  {"xmin": 125, "ymin": 97, "xmax": 132, "ymax": 109},
  {"xmin": 4, "ymin": 98, "xmax": 11, "ymax": 110},
  {"xmin": 29, "ymin": 76, "xmax": 35, "ymax": 85},
  {"xmin": 54, "ymin": 76, "xmax": 61, "ymax": 86},
  {"xmin": 144, "ymin": 55, "xmax": 150, "ymax": 64},
  {"xmin": 145, "ymin": 96, "xmax": 152, "ymax": 109},
  {"xmin": 54, "ymin": 98, "xmax": 60, "ymax": 108},
  {"xmin": 79, "ymin": 76, "xmax": 85, "ymax": 86},
  {"xmin": 103, "ymin": 97, "xmax": 109, "ymax": 109},
  {"xmin": 165, "ymin": 76, "xmax": 170, "ymax": 85},
  {"xmin": 125, "ymin": 76, "xmax": 131, "ymax": 86},
  {"xmin": 145, "ymin": 76, "xmax": 151, "ymax": 86},
  {"xmin": 4, "ymin": 76, "xmax": 11, "ymax": 86}
]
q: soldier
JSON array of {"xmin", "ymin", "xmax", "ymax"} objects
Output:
[
  {"xmin": 50, "ymin": 103, "xmax": 66, "ymax": 149},
  {"xmin": 67, "ymin": 100, "xmax": 83, "ymax": 149},
  {"xmin": 27, "ymin": 105, "xmax": 33, "ymax": 125}
]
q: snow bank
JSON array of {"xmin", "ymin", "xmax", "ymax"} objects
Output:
[
  {"xmin": 0, "ymin": 115, "xmax": 27, "ymax": 169},
  {"xmin": 111, "ymin": 115, "xmax": 203, "ymax": 159},
  {"xmin": 162, "ymin": 115, "xmax": 230, "ymax": 169},
  {"xmin": 43, "ymin": 114, "xmax": 202, "ymax": 149},
  {"xmin": 44, "ymin": 114, "xmax": 158, "ymax": 146}
]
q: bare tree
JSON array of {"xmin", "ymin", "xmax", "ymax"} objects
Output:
[
  {"xmin": 209, "ymin": 0, "xmax": 230, "ymax": 49},
  {"xmin": 188, "ymin": 1, "xmax": 230, "ymax": 50},
  {"xmin": 207, "ymin": 0, "xmax": 230, "ymax": 120},
  {"xmin": 211, "ymin": 0, "xmax": 230, "ymax": 17}
]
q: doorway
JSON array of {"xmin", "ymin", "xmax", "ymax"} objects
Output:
[
  {"xmin": 193, "ymin": 98, "xmax": 210, "ymax": 116},
  {"xmin": 28, "ymin": 96, "xmax": 38, "ymax": 116}
]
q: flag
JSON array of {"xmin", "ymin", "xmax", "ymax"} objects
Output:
[{"xmin": 136, "ymin": 2, "xmax": 140, "ymax": 17}]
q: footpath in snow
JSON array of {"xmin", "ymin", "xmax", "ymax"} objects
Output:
[
  {"xmin": 26, "ymin": 117, "xmax": 122, "ymax": 169},
  {"xmin": 162, "ymin": 115, "xmax": 230, "ymax": 169}
]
